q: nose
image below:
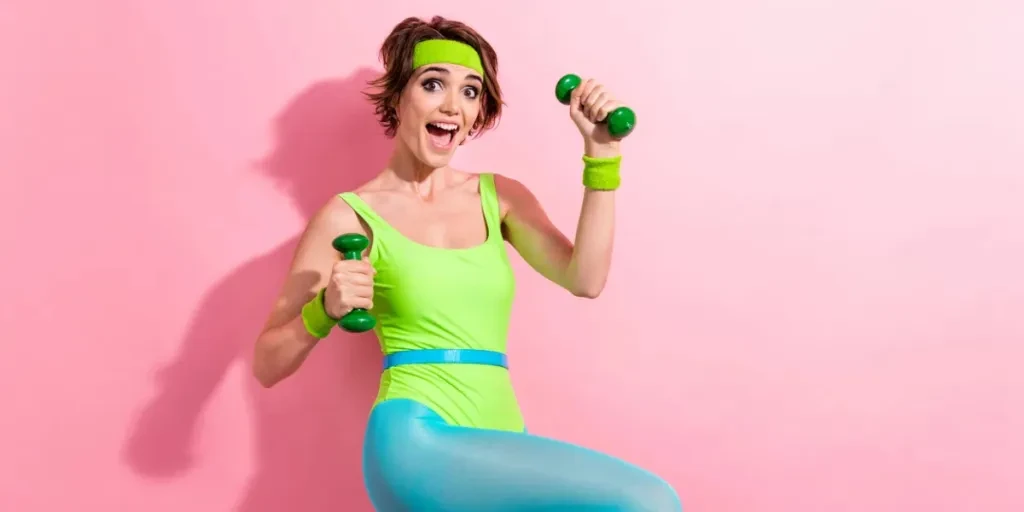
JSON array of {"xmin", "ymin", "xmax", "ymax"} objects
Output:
[{"xmin": 439, "ymin": 88, "xmax": 459, "ymax": 116}]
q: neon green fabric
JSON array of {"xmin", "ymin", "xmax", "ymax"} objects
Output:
[
  {"xmin": 412, "ymin": 39, "xmax": 485, "ymax": 77},
  {"xmin": 337, "ymin": 173, "xmax": 523, "ymax": 431},
  {"xmin": 301, "ymin": 288, "xmax": 337, "ymax": 339},
  {"xmin": 582, "ymin": 154, "xmax": 622, "ymax": 190}
]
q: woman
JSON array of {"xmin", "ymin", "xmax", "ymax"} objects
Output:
[{"xmin": 254, "ymin": 15, "xmax": 682, "ymax": 512}]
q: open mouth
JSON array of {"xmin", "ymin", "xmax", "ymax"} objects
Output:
[{"xmin": 425, "ymin": 121, "xmax": 459, "ymax": 149}]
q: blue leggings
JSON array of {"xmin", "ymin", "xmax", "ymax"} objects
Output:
[{"xmin": 363, "ymin": 398, "xmax": 683, "ymax": 511}]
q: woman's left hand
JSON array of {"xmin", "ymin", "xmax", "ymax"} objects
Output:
[{"xmin": 569, "ymin": 77, "xmax": 623, "ymax": 157}]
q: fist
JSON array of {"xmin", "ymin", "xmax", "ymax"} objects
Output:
[
  {"xmin": 569, "ymin": 77, "xmax": 624, "ymax": 146},
  {"xmin": 323, "ymin": 259, "xmax": 375, "ymax": 318}
]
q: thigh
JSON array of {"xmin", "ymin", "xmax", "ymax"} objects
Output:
[
  {"xmin": 429, "ymin": 425, "xmax": 681, "ymax": 511},
  {"xmin": 363, "ymin": 399, "xmax": 681, "ymax": 512}
]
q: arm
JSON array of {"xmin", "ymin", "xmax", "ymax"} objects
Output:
[
  {"xmin": 497, "ymin": 170, "xmax": 615, "ymax": 298},
  {"xmin": 252, "ymin": 196, "xmax": 363, "ymax": 387},
  {"xmin": 498, "ymin": 77, "xmax": 625, "ymax": 298}
]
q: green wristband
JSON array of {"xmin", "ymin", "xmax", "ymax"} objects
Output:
[
  {"xmin": 582, "ymin": 154, "xmax": 622, "ymax": 190},
  {"xmin": 301, "ymin": 288, "xmax": 337, "ymax": 339}
]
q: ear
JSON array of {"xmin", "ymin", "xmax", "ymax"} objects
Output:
[{"xmin": 460, "ymin": 128, "xmax": 479, "ymax": 145}]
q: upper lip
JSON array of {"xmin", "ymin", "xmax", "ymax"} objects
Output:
[{"xmin": 426, "ymin": 120, "xmax": 461, "ymax": 131}]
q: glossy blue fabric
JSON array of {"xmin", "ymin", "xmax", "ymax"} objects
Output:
[
  {"xmin": 382, "ymin": 348, "xmax": 508, "ymax": 371},
  {"xmin": 363, "ymin": 398, "xmax": 683, "ymax": 511}
]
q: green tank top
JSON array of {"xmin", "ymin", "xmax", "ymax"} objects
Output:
[{"xmin": 338, "ymin": 173, "xmax": 524, "ymax": 432}]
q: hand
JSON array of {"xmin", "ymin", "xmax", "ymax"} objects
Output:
[
  {"xmin": 324, "ymin": 259, "xmax": 375, "ymax": 318},
  {"xmin": 569, "ymin": 78, "xmax": 624, "ymax": 157}
]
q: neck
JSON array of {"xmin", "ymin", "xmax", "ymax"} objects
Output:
[{"xmin": 380, "ymin": 141, "xmax": 454, "ymax": 198}]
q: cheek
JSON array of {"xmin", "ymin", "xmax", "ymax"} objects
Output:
[
  {"xmin": 395, "ymin": 102, "xmax": 423, "ymax": 137},
  {"xmin": 397, "ymin": 100, "xmax": 417, "ymax": 123},
  {"xmin": 465, "ymin": 100, "xmax": 483, "ymax": 126}
]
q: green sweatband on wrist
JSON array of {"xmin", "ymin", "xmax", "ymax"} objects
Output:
[
  {"xmin": 582, "ymin": 154, "xmax": 622, "ymax": 190},
  {"xmin": 301, "ymin": 288, "xmax": 337, "ymax": 339}
]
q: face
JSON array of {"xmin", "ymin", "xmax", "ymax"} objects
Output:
[{"xmin": 394, "ymin": 63, "xmax": 483, "ymax": 168}]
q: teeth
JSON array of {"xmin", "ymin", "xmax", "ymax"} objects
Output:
[{"xmin": 430, "ymin": 122, "xmax": 458, "ymax": 131}]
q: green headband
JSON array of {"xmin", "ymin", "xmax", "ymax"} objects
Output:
[{"xmin": 412, "ymin": 39, "xmax": 485, "ymax": 78}]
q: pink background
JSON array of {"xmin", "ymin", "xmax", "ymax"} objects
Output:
[{"xmin": 2, "ymin": 1, "xmax": 1023, "ymax": 511}]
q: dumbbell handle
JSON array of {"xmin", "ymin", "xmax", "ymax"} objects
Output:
[
  {"xmin": 554, "ymin": 73, "xmax": 636, "ymax": 139},
  {"xmin": 331, "ymin": 233, "xmax": 376, "ymax": 333}
]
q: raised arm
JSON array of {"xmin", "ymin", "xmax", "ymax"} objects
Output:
[
  {"xmin": 497, "ymin": 174, "xmax": 614, "ymax": 298},
  {"xmin": 252, "ymin": 196, "xmax": 373, "ymax": 387},
  {"xmin": 497, "ymin": 76, "xmax": 625, "ymax": 299}
]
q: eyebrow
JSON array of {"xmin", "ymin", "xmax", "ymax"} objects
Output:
[{"xmin": 419, "ymin": 66, "xmax": 483, "ymax": 84}]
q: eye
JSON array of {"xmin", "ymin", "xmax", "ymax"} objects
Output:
[
  {"xmin": 421, "ymin": 78, "xmax": 443, "ymax": 92},
  {"xmin": 462, "ymin": 86, "xmax": 480, "ymax": 99}
]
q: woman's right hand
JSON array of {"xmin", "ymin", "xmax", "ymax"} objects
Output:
[{"xmin": 324, "ymin": 259, "xmax": 375, "ymax": 318}]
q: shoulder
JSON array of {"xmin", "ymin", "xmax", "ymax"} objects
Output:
[
  {"xmin": 490, "ymin": 172, "xmax": 527, "ymax": 193},
  {"xmin": 304, "ymin": 193, "xmax": 366, "ymax": 237},
  {"xmin": 490, "ymin": 173, "xmax": 540, "ymax": 216}
]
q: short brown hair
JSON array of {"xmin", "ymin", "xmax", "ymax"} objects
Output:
[{"xmin": 365, "ymin": 16, "xmax": 503, "ymax": 138}]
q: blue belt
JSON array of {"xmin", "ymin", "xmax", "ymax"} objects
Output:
[{"xmin": 382, "ymin": 349, "xmax": 508, "ymax": 371}]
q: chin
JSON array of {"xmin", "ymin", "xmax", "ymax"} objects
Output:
[
  {"xmin": 415, "ymin": 127, "xmax": 462, "ymax": 168},
  {"xmin": 408, "ymin": 144, "xmax": 452, "ymax": 169},
  {"xmin": 421, "ymin": 153, "xmax": 454, "ymax": 168}
]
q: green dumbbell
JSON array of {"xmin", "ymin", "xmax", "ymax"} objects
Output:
[
  {"xmin": 331, "ymin": 233, "xmax": 376, "ymax": 333},
  {"xmin": 554, "ymin": 73, "xmax": 636, "ymax": 138}
]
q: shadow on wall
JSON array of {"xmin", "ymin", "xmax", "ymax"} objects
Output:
[{"xmin": 121, "ymin": 67, "xmax": 392, "ymax": 511}]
